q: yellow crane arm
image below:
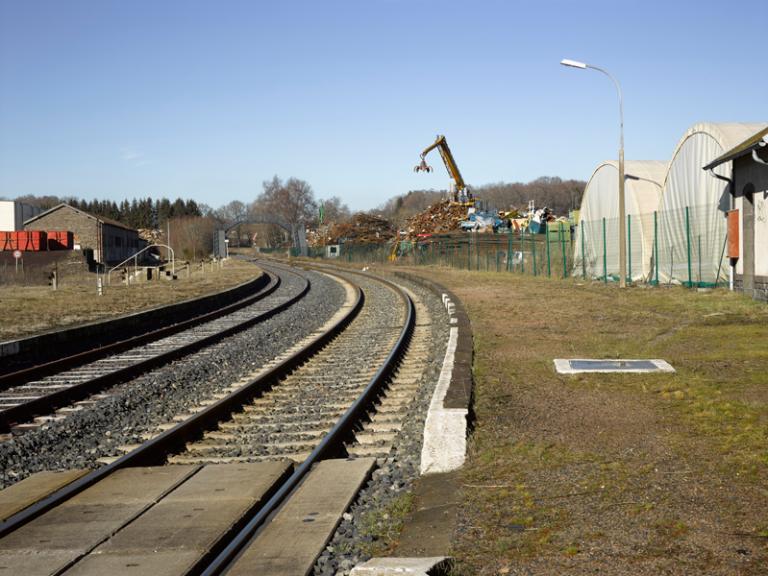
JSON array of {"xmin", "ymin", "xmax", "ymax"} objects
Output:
[{"xmin": 414, "ymin": 134, "xmax": 467, "ymax": 197}]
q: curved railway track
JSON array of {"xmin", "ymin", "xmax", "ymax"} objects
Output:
[
  {"xmin": 0, "ymin": 265, "xmax": 447, "ymax": 576},
  {"xmin": 0, "ymin": 264, "xmax": 311, "ymax": 436}
]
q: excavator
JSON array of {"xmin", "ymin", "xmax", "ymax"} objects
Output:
[{"xmin": 414, "ymin": 134, "xmax": 474, "ymax": 205}]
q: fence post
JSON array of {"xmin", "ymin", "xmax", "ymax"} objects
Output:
[
  {"xmin": 698, "ymin": 234, "xmax": 702, "ymax": 287},
  {"xmin": 507, "ymin": 234, "xmax": 512, "ymax": 272},
  {"xmin": 685, "ymin": 206, "xmax": 692, "ymax": 287},
  {"xmin": 581, "ymin": 224, "xmax": 586, "ymax": 278},
  {"xmin": 476, "ymin": 236, "xmax": 480, "ymax": 271},
  {"xmin": 560, "ymin": 224, "xmax": 567, "ymax": 278},
  {"xmin": 531, "ymin": 229, "xmax": 537, "ymax": 276},
  {"xmin": 467, "ymin": 238, "xmax": 471, "ymax": 270},
  {"xmin": 627, "ymin": 214, "xmax": 632, "ymax": 284},
  {"xmin": 602, "ymin": 217, "xmax": 607, "ymax": 284},
  {"xmin": 521, "ymin": 232, "xmax": 525, "ymax": 275},
  {"xmin": 545, "ymin": 222, "xmax": 551, "ymax": 277},
  {"xmin": 654, "ymin": 211, "xmax": 659, "ymax": 285}
]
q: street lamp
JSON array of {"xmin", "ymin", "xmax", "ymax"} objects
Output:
[{"xmin": 561, "ymin": 58, "xmax": 627, "ymax": 287}]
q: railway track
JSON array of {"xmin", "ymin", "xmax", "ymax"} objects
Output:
[
  {"xmin": 0, "ymin": 264, "xmax": 310, "ymax": 436},
  {"xmin": 0, "ymin": 266, "xmax": 445, "ymax": 576}
]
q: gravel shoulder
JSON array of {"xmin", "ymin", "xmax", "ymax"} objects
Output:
[{"xmin": 402, "ymin": 268, "xmax": 768, "ymax": 576}]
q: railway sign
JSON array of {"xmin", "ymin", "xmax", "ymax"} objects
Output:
[{"xmin": 13, "ymin": 249, "xmax": 21, "ymax": 259}]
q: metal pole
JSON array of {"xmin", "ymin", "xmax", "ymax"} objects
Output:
[
  {"xmin": 686, "ymin": 206, "xmax": 692, "ymax": 287},
  {"xmin": 581, "ymin": 224, "xmax": 586, "ymax": 278},
  {"xmin": 560, "ymin": 223, "xmax": 567, "ymax": 278},
  {"xmin": 531, "ymin": 229, "xmax": 537, "ymax": 276},
  {"xmin": 602, "ymin": 217, "xmax": 607, "ymax": 284},
  {"xmin": 546, "ymin": 222, "xmax": 551, "ymax": 277},
  {"xmin": 627, "ymin": 214, "xmax": 631, "ymax": 284},
  {"xmin": 563, "ymin": 61, "xmax": 626, "ymax": 287},
  {"xmin": 654, "ymin": 211, "xmax": 659, "ymax": 285},
  {"xmin": 507, "ymin": 234, "xmax": 512, "ymax": 272},
  {"xmin": 467, "ymin": 238, "xmax": 471, "ymax": 270},
  {"xmin": 698, "ymin": 234, "xmax": 702, "ymax": 287}
]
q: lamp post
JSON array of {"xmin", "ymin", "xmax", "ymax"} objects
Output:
[{"xmin": 561, "ymin": 58, "xmax": 627, "ymax": 287}]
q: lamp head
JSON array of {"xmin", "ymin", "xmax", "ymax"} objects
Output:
[{"xmin": 561, "ymin": 58, "xmax": 587, "ymax": 69}]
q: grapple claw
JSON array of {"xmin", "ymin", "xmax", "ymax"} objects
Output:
[{"xmin": 414, "ymin": 159, "xmax": 433, "ymax": 173}]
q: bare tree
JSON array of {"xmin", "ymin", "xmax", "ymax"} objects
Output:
[
  {"xmin": 318, "ymin": 196, "xmax": 351, "ymax": 224},
  {"xmin": 216, "ymin": 200, "xmax": 248, "ymax": 225},
  {"xmin": 255, "ymin": 175, "xmax": 317, "ymax": 225},
  {"xmin": 168, "ymin": 216, "xmax": 216, "ymax": 261}
]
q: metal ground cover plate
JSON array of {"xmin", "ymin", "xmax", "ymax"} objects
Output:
[{"xmin": 554, "ymin": 359, "xmax": 675, "ymax": 374}]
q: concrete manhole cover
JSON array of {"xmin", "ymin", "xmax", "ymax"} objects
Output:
[{"xmin": 554, "ymin": 359, "xmax": 675, "ymax": 374}]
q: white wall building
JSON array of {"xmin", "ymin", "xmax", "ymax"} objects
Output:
[{"xmin": 0, "ymin": 201, "xmax": 43, "ymax": 231}]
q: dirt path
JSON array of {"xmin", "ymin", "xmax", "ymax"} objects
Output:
[{"xmin": 412, "ymin": 269, "xmax": 768, "ymax": 575}]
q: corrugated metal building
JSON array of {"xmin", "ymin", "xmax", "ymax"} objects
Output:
[
  {"xmin": 704, "ymin": 127, "xmax": 768, "ymax": 301},
  {"xmin": 24, "ymin": 203, "xmax": 142, "ymax": 265}
]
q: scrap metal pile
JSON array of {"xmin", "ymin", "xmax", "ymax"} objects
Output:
[
  {"xmin": 404, "ymin": 200, "xmax": 469, "ymax": 239},
  {"xmin": 309, "ymin": 213, "xmax": 397, "ymax": 246}
]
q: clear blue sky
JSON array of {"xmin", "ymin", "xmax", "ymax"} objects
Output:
[{"xmin": 1, "ymin": 0, "xmax": 765, "ymax": 212}]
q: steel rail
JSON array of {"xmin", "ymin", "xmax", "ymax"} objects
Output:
[
  {"xmin": 0, "ymin": 270, "xmax": 312, "ymax": 432},
  {"xmin": 0, "ymin": 269, "xmax": 364, "ymax": 539},
  {"xmin": 0, "ymin": 271, "xmax": 276, "ymax": 390},
  {"xmin": 199, "ymin": 271, "xmax": 415, "ymax": 576}
]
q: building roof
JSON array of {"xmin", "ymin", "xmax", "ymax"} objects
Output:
[
  {"xmin": 702, "ymin": 126, "xmax": 768, "ymax": 170},
  {"xmin": 23, "ymin": 203, "xmax": 137, "ymax": 232}
]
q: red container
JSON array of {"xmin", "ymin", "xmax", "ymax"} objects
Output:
[
  {"xmin": 47, "ymin": 230, "xmax": 73, "ymax": 250},
  {"xmin": 15, "ymin": 230, "xmax": 47, "ymax": 251},
  {"xmin": 1, "ymin": 231, "xmax": 16, "ymax": 251}
]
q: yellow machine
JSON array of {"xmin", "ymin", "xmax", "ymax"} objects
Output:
[{"xmin": 414, "ymin": 134, "xmax": 473, "ymax": 204}]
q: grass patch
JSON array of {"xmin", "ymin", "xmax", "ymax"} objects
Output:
[
  {"xmin": 357, "ymin": 491, "xmax": 415, "ymax": 556},
  {"xmin": 405, "ymin": 268, "xmax": 768, "ymax": 574},
  {"xmin": 0, "ymin": 258, "xmax": 261, "ymax": 340}
]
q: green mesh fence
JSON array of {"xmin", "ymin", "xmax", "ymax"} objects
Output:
[{"xmin": 573, "ymin": 203, "xmax": 728, "ymax": 287}]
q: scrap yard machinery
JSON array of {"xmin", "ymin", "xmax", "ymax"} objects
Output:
[{"xmin": 414, "ymin": 134, "xmax": 473, "ymax": 204}]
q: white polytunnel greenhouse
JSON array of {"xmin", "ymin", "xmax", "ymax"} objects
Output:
[
  {"xmin": 574, "ymin": 160, "xmax": 667, "ymax": 282},
  {"xmin": 657, "ymin": 122, "xmax": 767, "ymax": 286}
]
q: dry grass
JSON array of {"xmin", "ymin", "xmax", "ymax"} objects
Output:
[
  {"xmin": 402, "ymin": 268, "xmax": 768, "ymax": 576},
  {"xmin": 0, "ymin": 259, "xmax": 261, "ymax": 341}
]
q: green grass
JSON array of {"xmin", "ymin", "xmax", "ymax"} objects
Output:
[{"xmin": 415, "ymin": 268, "xmax": 768, "ymax": 574}]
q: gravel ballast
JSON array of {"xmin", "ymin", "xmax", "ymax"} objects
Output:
[
  {"xmin": 312, "ymin": 273, "xmax": 451, "ymax": 575},
  {"xmin": 0, "ymin": 265, "xmax": 345, "ymax": 488}
]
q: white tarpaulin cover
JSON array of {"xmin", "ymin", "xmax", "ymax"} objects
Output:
[
  {"xmin": 574, "ymin": 160, "xmax": 666, "ymax": 281},
  {"xmin": 657, "ymin": 122, "xmax": 767, "ymax": 285}
]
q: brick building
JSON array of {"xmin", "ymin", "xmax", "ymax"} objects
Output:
[{"xmin": 24, "ymin": 203, "xmax": 143, "ymax": 265}]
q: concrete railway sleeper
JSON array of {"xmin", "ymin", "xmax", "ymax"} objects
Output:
[
  {"xmin": 0, "ymin": 268, "xmax": 435, "ymax": 576},
  {"xmin": 0, "ymin": 265, "xmax": 311, "ymax": 436}
]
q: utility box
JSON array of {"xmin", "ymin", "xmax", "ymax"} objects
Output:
[
  {"xmin": 727, "ymin": 209, "xmax": 739, "ymax": 259},
  {"xmin": 213, "ymin": 229, "xmax": 227, "ymax": 258},
  {"xmin": 325, "ymin": 244, "xmax": 340, "ymax": 258}
]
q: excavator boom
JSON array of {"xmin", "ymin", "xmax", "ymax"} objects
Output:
[{"xmin": 414, "ymin": 134, "xmax": 470, "ymax": 203}]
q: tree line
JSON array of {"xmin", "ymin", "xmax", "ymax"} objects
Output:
[
  {"xmin": 13, "ymin": 194, "xmax": 203, "ymax": 229},
  {"xmin": 8, "ymin": 174, "xmax": 585, "ymax": 256}
]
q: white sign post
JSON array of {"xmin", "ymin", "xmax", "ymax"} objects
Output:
[{"xmin": 13, "ymin": 250, "xmax": 21, "ymax": 273}]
